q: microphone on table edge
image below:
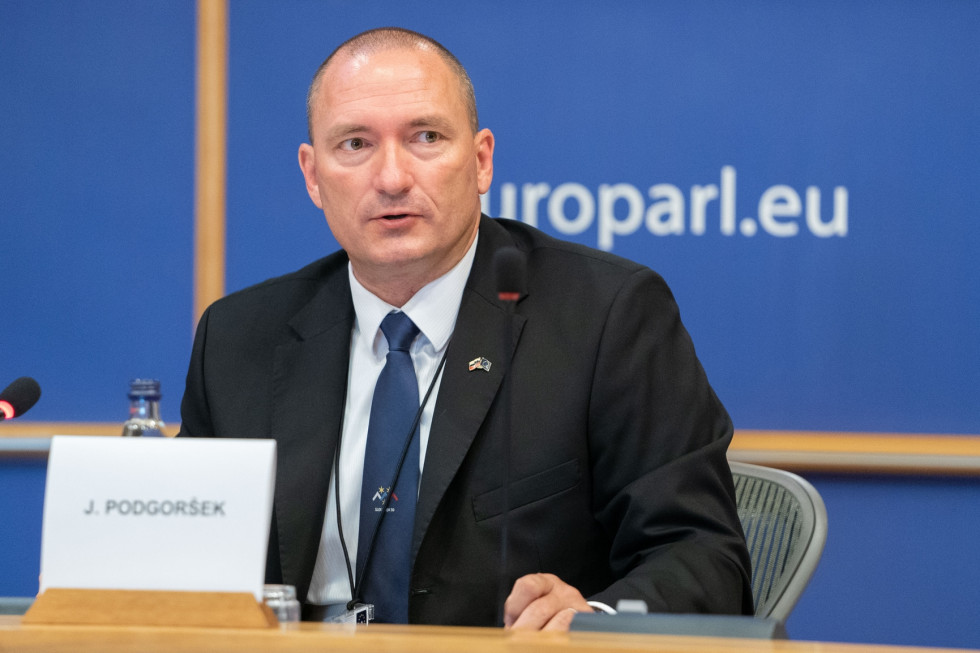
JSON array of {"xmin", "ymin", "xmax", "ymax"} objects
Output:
[
  {"xmin": 492, "ymin": 247, "xmax": 526, "ymax": 625},
  {"xmin": 0, "ymin": 376, "xmax": 42, "ymax": 421}
]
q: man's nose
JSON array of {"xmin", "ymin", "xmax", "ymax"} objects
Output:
[{"xmin": 374, "ymin": 143, "xmax": 413, "ymax": 195}]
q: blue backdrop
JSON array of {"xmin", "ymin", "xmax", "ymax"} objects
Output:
[
  {"xmin": 3, "ymin": 1, "xmax": 977, "ymax": 435},
  {"xmin": 1, "ymin": 1, "xmax": 195, "ymax": 425}
]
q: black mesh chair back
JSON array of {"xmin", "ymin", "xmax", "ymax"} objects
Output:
[{"xmin": 730, "ymin": 461, "xmax": 827, "ymax": 623}]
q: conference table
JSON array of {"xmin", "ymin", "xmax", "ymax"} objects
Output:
[{"xmin": 0, "ymin": 617, "xmax": 973, "ymax": 653}]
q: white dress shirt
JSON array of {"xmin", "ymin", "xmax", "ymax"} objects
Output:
[{"xmin": 306, "ymin": 235, "xmax": 478, "ymax": 606}]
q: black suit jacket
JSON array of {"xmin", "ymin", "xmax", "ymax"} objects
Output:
[{"xmin": 179, "ymin": 215, "xmax": 753, "ymax": 625}]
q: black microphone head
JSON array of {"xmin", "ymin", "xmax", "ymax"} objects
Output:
[
  {"xmin": 494, "ymin": 247, "xmax": 527, "ymax": 301},
  {"xmin": 0, "ymin": 376, "xmax": 42, "ymax": 420}
]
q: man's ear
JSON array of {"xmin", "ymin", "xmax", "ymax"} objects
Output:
[
  {"xmin": 298, "ymin": 143, "xmax": 323, "ymax": 209},
  {"xmin": 475, "ymin": 128, "xmax": 495, "ymax": 195}
]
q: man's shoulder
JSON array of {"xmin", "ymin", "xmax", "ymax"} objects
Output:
[
  {"xmin": 486, "ymin": 217, "xmax": 655, "ymax": 283},
  {"xmin": 206, "ymin": 250, "xmax": 349, "ymax": 318},
  {"xmin": 476, "ymin": 217, "xmax": 678, "ymax": 314}
]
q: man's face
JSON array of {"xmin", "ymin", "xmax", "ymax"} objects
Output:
[{"xmin": 299, "ymin": 46, "xmax": 494, "ymax": 298}]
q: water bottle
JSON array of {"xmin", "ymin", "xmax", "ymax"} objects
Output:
[{"xmin": 121, "ymin": 379, "xmax": 167, "ymax": 437}]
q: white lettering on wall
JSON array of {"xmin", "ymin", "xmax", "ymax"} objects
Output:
[
  {"xmin": 548, "ymin": 182, "xmax": 594, "ymax": 235},
  {"xmin": 646, "ymin": 184, "xmax": 685, "ymax": 235},
  {"xmin": 758, "ymin": 185, "xmax": 801, "ymax": 237},
  {"xmin": 598, "ymin": 183, "xmax": 645, "ymax": 251},
  {"xmin": 480, "ymin": 165, "xmax": 849, "ymax": 251}
]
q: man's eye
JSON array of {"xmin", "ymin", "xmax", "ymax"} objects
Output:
[
  {"xmin": 342, "ymin": 137, "xmax": 365, "ymax": 151},
  {"xmin": 416, "ymin": 131, "xmax": 440, "ymax": 144}
]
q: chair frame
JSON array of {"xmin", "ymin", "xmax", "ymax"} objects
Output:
[{"xmin": 729, "ymin": 461, "xmax": 828, "ymax": 623}]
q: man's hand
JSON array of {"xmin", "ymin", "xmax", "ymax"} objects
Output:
[{"xmin": 503, "ymin": 573, "xmax": 592, "ymax": 631}]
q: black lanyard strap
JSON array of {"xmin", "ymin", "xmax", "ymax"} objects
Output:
[{"xmin": 337, "ymin": 343, "xmax": 451, "ymax": 610}]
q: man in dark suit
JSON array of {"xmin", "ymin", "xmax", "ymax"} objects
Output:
[{"xmin": 179, "ymin": 27, "xmax": 752, "ymax": 629}]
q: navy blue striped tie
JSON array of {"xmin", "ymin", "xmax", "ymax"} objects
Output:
[{"xmin": 356, "ymin": 311, "xmax": 420, "ymax": 623}]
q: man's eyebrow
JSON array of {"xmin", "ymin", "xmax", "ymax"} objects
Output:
[
  {"xmin": 408, "ymin": 115, "xmax": 457, "ymax": 133},
  {"xmin": 323, "ymin": 124, "xmax": 370, "ymax": 142},
  {"xmin": 321, "ymin": 116, "xmax": 458, "ymax": 143}
]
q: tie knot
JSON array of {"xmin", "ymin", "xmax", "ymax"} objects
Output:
[{"xmin": 380, "ymin": 312, "xmax": 419, "ymax": 352}]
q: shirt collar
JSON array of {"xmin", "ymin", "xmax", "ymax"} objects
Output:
[{"xmin": 348, "ymin": 233, "xmax": 478, "ymax": 354}]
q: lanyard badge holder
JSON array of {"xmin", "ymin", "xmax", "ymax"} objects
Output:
[{"xmin": 327, "ymin": 603, "xmax": 375, "ymax": 624}]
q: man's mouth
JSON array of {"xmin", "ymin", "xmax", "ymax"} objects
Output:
[{"xmin": 382, "ymin": 213, "xmax": 409, "ymax": 220}]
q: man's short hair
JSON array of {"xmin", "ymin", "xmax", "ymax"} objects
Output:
[{"xmin": 305, "ymin": 27, "xmax": 480, "ymax": 143}]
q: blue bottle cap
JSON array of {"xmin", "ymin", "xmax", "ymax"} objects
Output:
[{"xmin": 128, "ymin": 378, "xmax": 162, "ymax": 400}]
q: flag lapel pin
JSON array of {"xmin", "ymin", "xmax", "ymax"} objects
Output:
[{"xmin": 468, "ymin": 357, "xmax": 492, "ymax": 373}]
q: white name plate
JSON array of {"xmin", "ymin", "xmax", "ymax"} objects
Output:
[{"xmin": 39, "ymin": 436, "xmax": 276, "ymax": 601}]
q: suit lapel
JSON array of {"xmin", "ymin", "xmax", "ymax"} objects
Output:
[
  {"xmin": 271, "ymin": 264, "xmax": 354, "ymax": 595},
  {"xmin": 412, "ymin": 218, "xmax": 527, "ymax": 562}
]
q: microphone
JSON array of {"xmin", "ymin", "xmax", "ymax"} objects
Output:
[
  {"xmin": 0, "ymin": 377, "xmax": 42, "ymax": 421},
  {"xmin": 494, "ymin": 247, "xmax": 526, "ymax": 302},
  {"xmin": 493, "ymin": 247, "xmax": 525, "ymax": 625}
]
